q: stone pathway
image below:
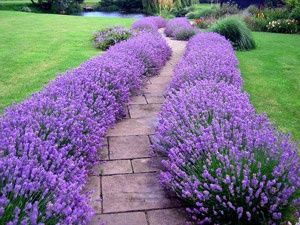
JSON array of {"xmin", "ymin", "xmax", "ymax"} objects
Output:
[{"xmin": 86, "ymin": 33, "xmax": 187, "ymax": 225}]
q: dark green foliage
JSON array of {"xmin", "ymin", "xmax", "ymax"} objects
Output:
[
  {"xmin": 211, "ymin": 17, "xmax": 256, "ymax": 51},
  {"xmin": 170, "ymin": 6, "xmax": 189, "ymax": 16},
  {"xmin": 99, "ymin": 0, "xmax": 143, "ymax": 12},
  {"xmin": 187, "ymin": 3, "xmax": 239, "ymax": 19},
  {"xmin": 30, "ymin": 0, "xmax": 83, "ymax": 14},
  {"xmin": 289, "ymin": 5, "xmax": 300, "ymax": 20},
  {"xmin": 244, "ymin": 16, "xmax": 269, "ymax": 31}
]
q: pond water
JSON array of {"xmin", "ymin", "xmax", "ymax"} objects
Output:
[{"xmin": 81, "ymin": 11, "xmax": 146, "ymax": 18}]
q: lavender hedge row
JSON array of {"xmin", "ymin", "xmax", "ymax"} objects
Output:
[
  {"xmin": 164, "ymin": 17, "xmax": 197, "ymax": 41},
  {"xmin": 0, "ymin": 30, "xmax": 171, "ymax": 224},
  {"xmin": 154, "ymin": 32, "xmax": 300, "ymax": 224},
  {"xmin": 132, "ymin": 16, "xmax": 166, "ymax": 31}
]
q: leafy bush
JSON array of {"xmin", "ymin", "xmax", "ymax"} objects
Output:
[
  {"xmin": 262, "ymin": 7, "xmax": 290, "ymax": 20},
  {"xmin": 244, "ymin": 16, "xmax": 268, "ymax": 31},
  {"xmin": 132, "ymin": 16, "xmax": 167, "ymax": 31},
  {"xmin": 247, "ymin": 4, "xmax": 260, "ymax": 15},
  {"xmin": 289, "ymin": 5, "xmax": 300, "ymax": 21},
  {"xmin": 93, "ymin": 27, "xmax": 132, "ymax": 50},
  {"xmin": 154, "ymin": 32, "xmax": 300, "ymax": 225},
  {"xmin": 99, "ymin": 0, "xmax": 143, "ymax": 12},
  {"xmin": 266, "ymin": 19, "xmax": 298, "ymax": 33},
  {"xmin": 31, "ymin": 0, "xmax": 83, "ymax": 14},
  {"xmin": 170, "ymin": 6, "xmax": 189, "ymax": 16},
  {"xmin": 165, "ymin": 17, "xmax": 196, "ymax": 40},
  {"xmin": 195, "ymin": 17, "xmax": 217, "ymax": 29},
  {"xmin": 210, "ymin": 17, "xmax": 256, "ymax": 51},
  {"xmin": 0, "ymin": 29, "xmax": 171, "ymax": 224},
  {"xmin": 187, "ymin": 3, "xmax": 239, "ymax": 19}
]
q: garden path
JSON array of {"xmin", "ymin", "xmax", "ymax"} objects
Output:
[{"xmin": 86, "ymin": 31, "xmax": 187, "ymax": 225}]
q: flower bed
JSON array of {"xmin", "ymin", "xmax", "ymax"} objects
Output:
[
  {"xmin": 154, "ymin": 33, "xmax": 300, "ymax": 224},
  {"xmin": 0, "ymin": 30, "xmax": 171, "ymax": 224},
  {"xmin": 164, "ymin": 17, "xmax": 196, "ymax": 40},
  {"xmin": 132, "ymin": 16, "xmax": 166, "ymax": 31},
  {"xmin": 168, "ymin": 32, "xmax": 243, "ymax": 92}
]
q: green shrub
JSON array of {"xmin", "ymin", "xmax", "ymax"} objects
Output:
[
  {"xmin": 210, "ymin": 16, "xmax": 256, "ymax": 51},
  {"xmin": 195, "ymin": 17, "xmax": 217, "ymax": 29},
  {"xmin": 289, "ymin": 5, "xmax": 300, "ymax": 21},
  {"xmin": 99, "ymin": 0, "xmax": 143, "ymax": 12},
  {"xmin": 262, "ymin": 7, "xmax": 290, "ymax": 20},
  {"xmin": 217, "ymin": 2, "xmax": 240, "ymax": 17},
  {"xmin": 244, "ymin": 16, "xmax": 268, "ymax": 31},
  {"xmin": 159, "ymin": 9, "xmax": 175, "ymax": 19},
  {"xmin": 31, "ymin": 0, "xmax": 83, "ymax": 14},
  {"xmin": 247, "ymin": 4, "xmax": 260, "ymax": 16},
  {"xmin": 266, "ymin": 19, "xmax": 298, "ymax": 33},
  {"xmin": 170, "ymin": 6, "xmax": 189, "ymax": 16},
  {"xmin": 93, "ymin": 27, "xmax": 132, "ymax": 51}
]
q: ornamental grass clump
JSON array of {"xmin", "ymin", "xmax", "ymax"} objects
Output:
[
  {"xmin": 0, "ymin": 31, "xmax": 171, "ymax": 224},
  {"xmin": 211, "ymin": 16, "xmax": 256, "ymax": 51},
  {"xmin": 169, "ymin": 33, "xmax": 243, "ymax": 91},
  {"xmin": 93, "ymin": 26, "xmax": 132, "ymax": 50},
  {"xmin": 165, "ymin": 17, "xmax": 196, "ymax": 40},
  {"xmin": 132, "ymin": 16, "xmax": 166, "ymax": 31},
  {"xmin": 154, "ymin": 33, "xmax": 300, "ymax": 224}
]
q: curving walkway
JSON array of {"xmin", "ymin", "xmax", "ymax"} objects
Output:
[{"xmin": 86, "ymin": 32, "xmax": 187, "ymax": 225}]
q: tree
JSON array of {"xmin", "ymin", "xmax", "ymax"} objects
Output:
[{"xmin": 30, "ymin": 0, "xmax": 83, "ymax": 13}]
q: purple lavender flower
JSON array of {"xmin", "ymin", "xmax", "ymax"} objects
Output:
[
  {"xmin": 154, "ymin": 33, "xmax": 300, "ymax": 224},
  {"xmin": 132, "ymin": 16, "xmax": 167, "ymax": 31},
  {"xmin": 165, "ymin": 17, "xmax": 196, "ymax": 40},
  {"xmin": 0, "ymin": 31, "xmax": 171, "ymax": 224},
  {"xmin": 93, "ymin": 26, "xmax": 132, "ymax": 50}
]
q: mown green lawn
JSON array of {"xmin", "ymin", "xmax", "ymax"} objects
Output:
[
  {"xmin": 237, "ymin": 32, "xmax": 300, "ymax": 144},
  {"xmin": 0, "ymin": 11, "xmax": 134, "ymax": 112}
]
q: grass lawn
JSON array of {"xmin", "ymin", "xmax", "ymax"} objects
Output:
[
  {"xmin": 0, "ymin": 11, "xmax": 134, "ymax": 112},
  {"xmin": 237, "ymin": 32, "xmax": 300, "ymax": 144}
]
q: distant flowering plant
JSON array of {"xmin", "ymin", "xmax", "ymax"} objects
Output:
[
  {"xmin": 165, "ymin": 17, "xmax": 197, "ymax": 40},
  {"xmin": 132, "ymin": 16, "xmax": 167, "ymax": 31},
  {"xmin": 93, "ymin": 26, "xmax": 132, "ymax": 50},
  {"xmin": 266, "ymin": 19, "xmax": 298, "ymax": 33},
  {"xmin": 154, "ymin": 32, "xmax": 300, "ymax": 224},
  {"xmin": 0, "ymin": 30, "xmax": 171, "ymax": 224}
]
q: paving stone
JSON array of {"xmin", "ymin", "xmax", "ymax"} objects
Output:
[
  {"xmin": 142, "ymin": 83, "xmax": 168, "ymax": 95},
  {"xmin": 132, "ymin": 158, "xmax": 163, "ymax": 173},
  {"xmin": 109, "ymin": 135, "xmax": 151, "ymax": 159},
  {"xmin": 102, "ymin": 173, "xmax": 175, "ymax": 213},
  {"xmin": 84, "ymin": 176, "xmax": 102, "ymax": 212},
  {"xmin": 149, "ymin": 75, "xmax": 172, "ymax": 84},
  {"xmin": 147, "ymin": 208, "xmax": 187, "ymax": 225},
  {"xmin": 129, "ymin": 95, "xmax": 147, "ymax": 105},
  {"xmin": 107, "ymin": 117, "xmax": 156, "ymax": 136},
  {"xmin": 101, "ymin": 160, "xmax": 132, "ymax": 175},
  {"xmin": 99, "ymin": 145, "xmax": 109, "ymax": 160},
  {"xmin": 145, "ymin": 94, "xmax": 165, "ymax": 104},
  {"xmin": 91, "ymin": 212, "xmax": 148, "ymax": 225},
  {"xmin": 85, "ymin": 176, "xmax": 101, "ymax": 199},
  {"xmin": 128, "ymin": 104, "xmax": 161, "ymax": 119}
]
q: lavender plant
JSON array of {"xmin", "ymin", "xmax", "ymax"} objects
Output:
[
  {"xmin": 165, "ymin": 17, "xmax": 196, "ymax": 40},
  {"xmin": 93, "ymin": 26, "xmax": 132, "ymax": 50},
  {"xmin": 132, "ymin": 16, "xmax": 167, "ymax": 31},
  {"xmin": 168, "ymin": 33, "xmax": 243, "ymax": 91},
  {"xmin": 154, "ymin": 33, "xmax": 300, "ymax": 224},
  {"xmin": 0, "ymin": 30, "xmax": 171, "ymax": 224}
]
